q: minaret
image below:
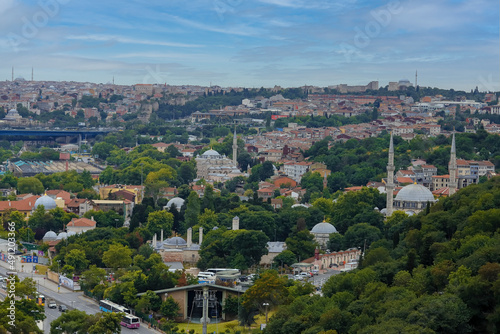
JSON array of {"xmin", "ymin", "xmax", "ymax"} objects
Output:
[
  {"xmin": 415, "ymin": 70, "xmax": 418, "ymax": 87},
  {"xmin": 449, "ymin": 132, "xmax": 457, "ymax": 196},
  {"xmin": 232, "ymin": 126, "xmax": 238, "ymax": 166},
  {"xmin": 386, "ymin": 133, "xmax": 395, "ymax": 216}
]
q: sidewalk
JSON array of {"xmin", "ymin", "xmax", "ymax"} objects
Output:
[{"xmin": 0, "ymin": 255, "xmax": 72, "ymax": 294}]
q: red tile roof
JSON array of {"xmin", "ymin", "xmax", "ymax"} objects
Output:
[{"xmin": 66, "ymin": 217, "xmax": 96, "ymax": 228}]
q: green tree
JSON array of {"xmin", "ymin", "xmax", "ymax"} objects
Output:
[
  {"xmin": 242, "ymin": 270, "xmax": 288, "ymax": 315},
  {"xmin": 146, "ymin": 210, "xmax": 174, "ymax": 236},
  {"xmin": 102, "ymin": 244, "xmax": 132, "ymax": 270},
  {"xmin": 160, "ymin": 296, "xmax": 180, "ymax": 319},
  {"xmin": 285, "ymin": 230, "xmax": 317, "ymax": 262},
  {"xmin": 184, "ymin": 191, "xmax": 200, "ymax": 228},
  {"xmin": 17, "ymin": 177, "xmax": 44, "ymax": 194},
  {"xmin": 65, "ymin": 249, "xmax": 89, "ymax": 274},
  {"xmin": 81, "ymin": 265, "xmax": 106, "ymax": 291}
]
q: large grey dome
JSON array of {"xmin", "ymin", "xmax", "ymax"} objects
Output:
[
  {"xmin": 395, "ymin": 184, "xmax": 435, "ymax": 202},
  {"xmin": 43, "ymin": 231, "xmax": 57, "ymax": 241},
  {"xmin": 163, "ymin": 236, "xmax": 187, "ymax": 246},
  {"xmin": 165, "ymin": 197, "xmax": 185, "ymax": 211},
  {"xmin": 201, "ymin": 149, "xmax": 221, "ymax": 157},
  {"xmin": 311, "ymin": 222, "xmax": 338, "ymax": 234},
  {"xmin": 35, "ymin": 195, "xmax": 57, "ymax": 210}
]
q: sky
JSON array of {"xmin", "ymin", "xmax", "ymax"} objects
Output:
[{"xmin": 0, "ymin": 0, "xmax": 498, "ymax": 91}]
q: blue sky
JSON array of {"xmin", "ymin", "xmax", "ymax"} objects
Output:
[{"xmin": 0, "ymin": 0, "xmax": 498, "ymax": 91}]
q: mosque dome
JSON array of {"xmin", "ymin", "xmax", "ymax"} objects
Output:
[
  {"xmin": 42, "ymin": 231, "xmax": 57, "ymax": 241},
  {"xmin": 163, "ymin": 236, "xmax": 187, "ymax": 246},
  {"xmin": 201, "ymin": 149, "xmax": 221, "ymax": 157},
  {"xmin": 291, "ymin": 204, "xmax": 308, "ymax": 209},
  {"xmin": 35, "ymin": 195, "xmax": 57, "ymax": 210},
  {"xmin": 165, "ymin": 197, "xmax": 185, "ymax": 211},
  {"xmin": 311, "ymin": 222, "xmax": 338, "ymax": 234},
  {"xmin": 56, "ymin": 232, "xmax": 68, "ymax": 240},
  {"xmin": 395, "ymin": 184, "xmax": 435, "ymax": 202},
  {"xmin": 67, "ymin": 231, "xmax": 77, "ymax": 237}
]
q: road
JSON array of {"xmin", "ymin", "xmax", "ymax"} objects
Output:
[{"xmin": 0, "ymin": 263, "xmax": 157, "ymax": 334}]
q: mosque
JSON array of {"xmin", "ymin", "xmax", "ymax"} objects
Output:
[
  {"xmin": 194, "ymin": 128, "xmax": 245, "ymax": 183},
  {"xmin": 385, "ymin": 133, "xmax": 457, "ymax": 216}
]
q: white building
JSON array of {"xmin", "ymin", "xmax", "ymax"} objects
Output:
[{"xmin": 283, "ymin": 161, "xmax": 312, "ymax": 183}]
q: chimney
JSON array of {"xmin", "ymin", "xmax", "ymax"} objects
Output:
[
  {"xmin": 232, "ymin": 216, "xmax": 239, "ymax": 230},
  {"xmin": 187, "ymin": 227, "xmax": 192, "ymax": 247},
  {"xmin": 199, "ymin": 227, "xmax": 203, "ymax": 245},
  {"xmin": 91, "ymin": 216, "xmax": 94, "ymax": 221},
  {"xmin": 160, "ymin": 229, "xmax": 164, "ymax": 243},
  {"xmin": 152, "ymin": 233, "xmax": 157, "ymax": 248},
  {"xmin": 315, "ymin": 247, "xmax": 320, "ymax": 260}
]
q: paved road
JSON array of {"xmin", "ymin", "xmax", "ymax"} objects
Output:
[{"xmin": 0, "ymin": 258, "xmax": 157, "ymax": 334}]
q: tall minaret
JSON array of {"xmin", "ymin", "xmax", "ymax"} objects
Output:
[
  {"xmin": 449, "ymin": 132, "xmax": 457, "ymax": 196},
  {"xmin": 232, "ymin": 126, "xmax": 238, "ymax": 166},
  {"xmin": 386, "ymin": 133, "xmax": 395, "ymax": 216}
]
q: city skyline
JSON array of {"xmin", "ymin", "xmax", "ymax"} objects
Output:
[{"xmin": 0, "ymin": 0, "xmax": 498, "ymax": 91}]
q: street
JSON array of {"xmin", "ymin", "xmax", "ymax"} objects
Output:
[{"xmin": 0, "ymin": 259, "xmax": 156, "ymax": 334}]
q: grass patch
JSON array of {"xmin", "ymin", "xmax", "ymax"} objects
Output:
[
  {"xmin": 171, "ymin": 313, "xmax": 269, "ymax": 333},
  {"xmin": 35, "ymin": 265, "xmax": 48, "ymax": 275}
]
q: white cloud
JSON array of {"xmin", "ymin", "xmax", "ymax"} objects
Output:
[{"xmin": 65, "ymin": 35, "xmax": 204, "ymax": 48}]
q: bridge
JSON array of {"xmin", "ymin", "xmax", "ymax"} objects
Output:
[{"xmin": 0, "ymin": 128, "xmax": 114, "ymax": 140}]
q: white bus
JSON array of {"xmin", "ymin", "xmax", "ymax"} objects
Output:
[
  {"xmin": 99, "ymin": 300, "xmax": 130, "ymax": 314},
  {"xmin": 206, "ymin": 268, "xmax": 241, "ymax": 275},
  {"xmin": 197, "ymin": 272, "xmax": 216, "ymax": 283}
]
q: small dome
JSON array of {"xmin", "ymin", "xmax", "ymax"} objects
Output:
[
  {"xmin": 67, "ymin": 231, "xmax": 77, "ymax": 237},
  {"xmin": 291, "ymin": 204, "xmax": 308, "ymax": 208},
  {"xmin": 163, "ymin": 236, "xmax": 187, "ymax": 246},
  {"xmin": 35, "ymin": 195, "xmax": 57, "ymax": 210},
  {"xmin": 201, "ymin": 149, "xmax": 220, "ymax": 157},
  {"xmin": 311, "ymin": 222, "xmax": 338, "ymax": 234},
  {"xmin": 56, "ymin": 232, "xmax": 68, "ymax": 240},
  {"xmin": 43, "ymin": 231, "xmax": 57, "ymax": 240},
  {"xmin": 165, "ymin": 197, "xmax": 185, "ymax": 211},
  {"xmin": 395, "ymin": 184, "xmax": 435, "ymax": 202}
]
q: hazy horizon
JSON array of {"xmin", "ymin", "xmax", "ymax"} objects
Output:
[{"xmin": 1, "ymin": 0, "xmax": 498, "ymax": 92}]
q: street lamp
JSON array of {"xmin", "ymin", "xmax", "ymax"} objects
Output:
[{"xmin": 263, "ymin": 303, "xmax": 269, "ymax": 324}]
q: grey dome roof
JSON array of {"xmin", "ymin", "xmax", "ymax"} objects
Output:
[
  {"xmin": 35, "ymin": 195, "xmax": 57, "ymax": 210},
  {"xmin": 165, "ymin": 197, "xmax": 185, "ymax": 210},
  {"xmin": 163, "ymin": 236, "xmax": 187, "ymax": 246},
  {"xmin": 395, "ymin": 184, "xmax": 435, "ymax": 202},
  {"xmin": 56, "ymin": 232, "xmax": 68, "ymax": 240},
  {"xmin": 43, "ymin": 231, "xmax": 57, "ymax": 240},
  {"xmin": 201, "ymin": 149, "xmax": 220, "ymax": 157},
  {"xmin": 67, "ymin": 231, "xmax": 77, "ymax": 237},
  {"xmin": 311, "ymin": 222, "xmax": 338, "ymax": 234}
]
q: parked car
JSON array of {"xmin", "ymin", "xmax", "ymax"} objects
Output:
[
  {"xmin": 48, "ymin": 300, "xmax": 57, "ymax": 309},
  {"xmin": 329, "ymin": 263, "xmax": 339, "ymax": 268},
  {"xmin": 311, "ymin": 269, "xmax": 319, "ymax": 275},
  {"xmin": 293, "ymin": 275, "xmax": 304, "ymax": 281},
  {"xmin": 299, "ymin": 272, "xmax": 312, "ymax": 278},
  {"xmin": 58, "ymin": 305, "xmax": 68, "ymax": 312}
]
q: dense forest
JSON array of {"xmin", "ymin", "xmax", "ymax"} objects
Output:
[{"xmin": 264, "ymin": 176, "xmax": 500, "ymax": 333}]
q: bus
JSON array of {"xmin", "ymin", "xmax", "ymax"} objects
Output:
[
  {"xmin": 197, "ymin": 272, "xmax": 216, "ymax": 284},
  {"xmin": 28, "ymin": 294, "xmax": 45, "ymax": 306},
  {"xmin": 99, "ymin": 300, "xmax": 130, "ymax": 314},
  {"xmin": 121, "ymin": 314, "xmax": 140, "ymax": 329},
  {"xmin": 99, "ymin": 300, "xmax": 140, "ymax": 329},
  {"xmin": 206, "ymin": 268, "xmax": 241, "ymax": 275}
]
